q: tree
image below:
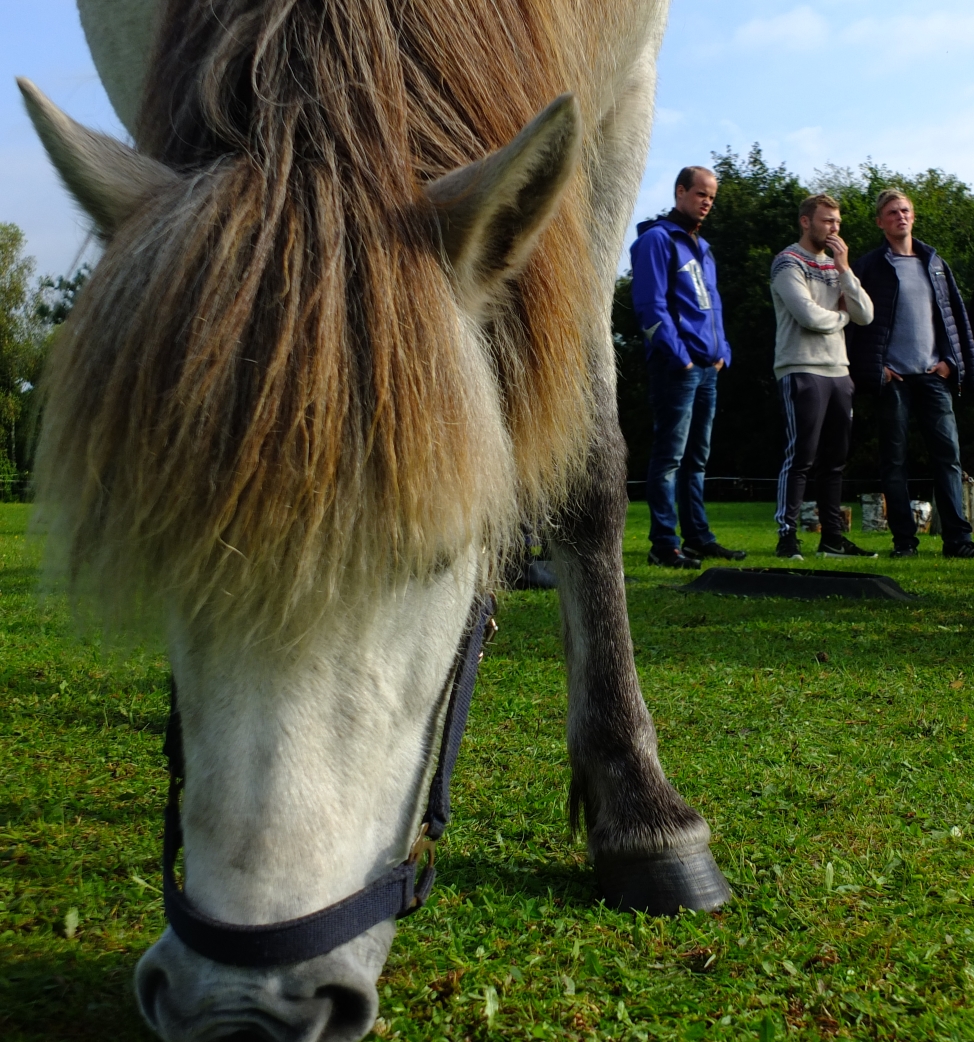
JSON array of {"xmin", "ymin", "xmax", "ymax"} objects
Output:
[
  {"xmin": 613, "ymin": 272, "xmax": 652, "ymax": 480},
  {"xmin": 0, "ymin": 224, "xmax": 39, "ymax": 492},
  {"xmin": 0, "ymin": 226, "xmax": 88, "ymax": 497},
  {"xmin": 36, "ymin": 265, "xmax": 91, "ymax": 327},
  {"xmin": 811, "ymin": 162, "xmax": 974, "ymax": 298}
]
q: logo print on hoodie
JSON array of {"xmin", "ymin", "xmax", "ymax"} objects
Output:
[{"xmin": 680, "ymin": 259, "xmax": 712, "ymax": 311}]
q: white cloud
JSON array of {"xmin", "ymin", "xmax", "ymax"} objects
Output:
[
  {"xmin": 856, "ymin": 108, "xmax": 974, "ymax": 181},
  {"xmin": 717, "ymin": 119, "xmax": 746, "ymax": 149},
  {"xmin": 842, "ymin": 12, "xmax": 974, "ymax": 59},
  {"xmin": 726, "ymin": 7, "xmax": 974, "ymax": 67},
  {"xmin": 654, "ymin": 107, "xmax": 685, "ymax": 127},
  {"xmin": 733, "ymin": 6, "xmax": 828, "ymax": 52},
  {"xmin": 723, "ymin": 3, "xmax": 974, "ymax": 67},
  {"xmin": 617, "ymin": 0, "xmax": 974, "ymax": 272},
  {"xmin": 785, "ymin": 126, "xmax": 826, "ymax": 161}
]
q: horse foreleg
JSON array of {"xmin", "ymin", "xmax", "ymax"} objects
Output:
[
  {"xmin": 540, "ymin": 27, "xmax": 730, "ymax": 914},
  {"xmin": 549, "ymin": 401, "xmax": 731, "ymax": 914}
]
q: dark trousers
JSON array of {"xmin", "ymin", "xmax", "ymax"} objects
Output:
[
  {"xmin": 880, "ymin": 373, "xmax": 972, "ymax": 548},
  {"xmin": 646, "ymin": 355, "xmax": 718, "ymax": 552},
  {"xmin": 775, "ymin": 373, "xmax": 854, "ymax": 538}
]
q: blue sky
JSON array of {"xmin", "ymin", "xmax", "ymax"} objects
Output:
[
  {"xmin": 3, "ymin": 0, "xmax": 974, "ymax": 276},
  {"xmin": 1, "ymin": 1, "xmax": 125, "ymax": 276}
]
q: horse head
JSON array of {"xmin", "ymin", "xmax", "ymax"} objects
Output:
[
  {"xmin": 24, "ymin": 2, "xmax": 733, "ymax": 1040},
  {"xmin": 20, "ymin": 3, "xmax": 588, "ymax": 1038}
]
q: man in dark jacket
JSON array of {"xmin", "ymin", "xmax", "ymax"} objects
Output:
[
  {"xmin": 848, "ymin": 189, "xmax": 974, "ymax": 558},
  {"xmin": 630, "ymin": 166, "xmax": 745, "ymax": 568}
]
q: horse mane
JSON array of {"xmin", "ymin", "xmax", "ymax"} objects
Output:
[{"xmin": 35, "ymin": 0, "xmax": 597, "ymax": 639}]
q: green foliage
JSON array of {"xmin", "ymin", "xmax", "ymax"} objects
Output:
[
  {"xmin": 0, "ymin": 227, "xmax": 88, "ymax": 495},
  {"xmin": 0, "ymin": 225, "xmax": 39, "ymax": 484},
  {"xmin": 613, "ymin": 274, "xmax": 652, "ymax": 479},
  {"xmin": 617, "ymin": 148, "xmax": 974, "ymax": 482},
  {"xmin": 4, "ymin": 502, "xmax": 974, "ymax": 1039},
  {"xmin": 35, "ymin": 266, "xmax": 90, "ymax": 329},
  {"xmin": 812, "ymin": 164, "xmax": 974, "ymax": 299},
  {"xmin": 0, "ymin": 454, "xmax": 18, "ymax": 501}
]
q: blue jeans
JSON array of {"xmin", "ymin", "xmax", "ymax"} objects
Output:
[
  {"xmin": 880, "ymin": 372, "xmax": 972, "ymax": 548},
  {"xmin": 646, "ymin": 355, "xmax": 718, "ymax": 552}
]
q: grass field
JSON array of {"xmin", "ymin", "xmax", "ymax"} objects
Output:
[{"xmin": 2, "ymin": 500, "xmax": 974, "ymax": 1041}]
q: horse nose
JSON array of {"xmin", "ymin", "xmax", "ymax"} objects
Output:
[
  {"xmin": 137, "ymin": 976, "xmax": 373, "ymax": 1042},
  {"xmin": 135, "ymin": 923, "xmax": 395, "ymax": 1042}
]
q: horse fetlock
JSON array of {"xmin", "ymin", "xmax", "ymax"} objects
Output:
[{"xmin": 568, "ymin": 740, "xmax": 706, "ymax": 845}]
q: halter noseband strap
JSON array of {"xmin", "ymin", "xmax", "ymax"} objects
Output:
[{"xmin": 161, "ymin": 594, "xmax": 497, "ymax": 968}]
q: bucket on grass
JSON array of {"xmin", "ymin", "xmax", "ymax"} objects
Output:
[
  {"xmin": 911, "ymin": 500, "xmax": 932, "ymax": 534},
  {"xmin": 800, "ymin": 502, "xmax": 852, "ymax": 533},
  {"xmin": 861, "ymin": 493, "xmax": 888, "ymax": 532}
]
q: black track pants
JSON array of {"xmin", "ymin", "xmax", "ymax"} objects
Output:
[{"xmin": 775, "ymin": 373, "xmax": 854, "ymax": 538}]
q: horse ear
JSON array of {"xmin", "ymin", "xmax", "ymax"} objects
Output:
[
  {"xmin": 425, "ymin": 94, "xmax": 582, "ymax": 303},
  {"xmin": 77, "ymin": 0, "xmax": 160, "ymax": 138},
  {"xmin": 18, "ymin": 78, "xmax": 180, "ymax": 239}
]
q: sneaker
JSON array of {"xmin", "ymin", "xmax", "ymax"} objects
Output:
[
  {"xmin": 816, "ymin": 536, "xmax": 879, "ymax": 559},
  {"xmin": 775, "ymin": 533, "xmax": 804, "ymax": 560},
  {"xmin": 648, "ymin": 547, "xmax": 701, "ymax": 570},
  {"xmin": 890, "ymin": 544, "xmax": 918, "ymax": 558},
  {"xmin": 683, "ymin": 540, "xmax": 747, "ymax": 561},
  {"xmin": 943, "ymin": 541, "xmax": 974, "ymax": 559}
]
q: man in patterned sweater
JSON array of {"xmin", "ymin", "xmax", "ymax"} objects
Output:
[{"xmin": 771, "ymin": 194, "xmax": 875, "ymax": 560}]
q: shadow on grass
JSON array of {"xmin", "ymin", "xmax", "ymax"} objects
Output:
[
  {"xmin": 496, "ymin": 585, "xmax": 973, "ymax": 673},
  {"xmin": 0, "ymin": 793, "xmax": 165, "ymax": 830},
  {"xmin": 439, "ymin": 852, "xmax": 598, "ymax": 910},
  {"xmin": 0, "ymin": 946, "xmax": 155, "ymax": 1041},
  {"xmin": 0, "ymin": 567, "xmax": 47, "ymax": 597},
  {"xmin": 3, "ymin": 704, "xmax": 169, "ymax": 737}
]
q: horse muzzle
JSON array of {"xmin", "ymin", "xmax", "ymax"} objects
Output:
[{"xmin": 135, "ymin": 922, "xmax": 395, "ymax": 1042}]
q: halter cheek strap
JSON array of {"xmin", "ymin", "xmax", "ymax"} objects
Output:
[{"xmin": 161, "ymin": 595, "xmax": 497, "ymax": 968}]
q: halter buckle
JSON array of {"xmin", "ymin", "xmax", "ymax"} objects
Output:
[
  {"xmin": 409, "ymin": 822, "xmax": 437, "ymax": 868},
  {"xmin": 478, "ymin": 616, "xmax": 498, "ymax": 662},
  {"xmin": 405, "ymin": 823, "xmax": 438, "ymax": 912}
]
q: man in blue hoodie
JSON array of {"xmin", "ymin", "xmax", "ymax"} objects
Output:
[{"xmin": 630, "ymin": 166, "xmax": 745, "ymax": 568}]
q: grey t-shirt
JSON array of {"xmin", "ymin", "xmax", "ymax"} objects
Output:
[{"xmin": 886, "ymin": 253, "xmax": 939, "ymax": 375}]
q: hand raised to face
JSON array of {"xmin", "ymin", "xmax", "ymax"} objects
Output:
[{"xmin": 825, "ymin": 233, "xmax": 850, "ymax": 274}]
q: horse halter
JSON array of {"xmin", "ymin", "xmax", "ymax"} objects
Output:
[{"xmin": 161, "ymin": 595, "xmax": 497, "ymax": 967}]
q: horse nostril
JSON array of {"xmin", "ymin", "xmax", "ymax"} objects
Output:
[
  {"xmin": 315, "ymin": 984, "xmax": 373, "ymax": 1035},
  {"xmin": 135, "ymin": 966, "xmax": 168, "ymax": 1027}
]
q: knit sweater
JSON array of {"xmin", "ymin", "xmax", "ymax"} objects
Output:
[{"xmin": 770, "ymin": 243, "xmax": 874, "ymax": 379}]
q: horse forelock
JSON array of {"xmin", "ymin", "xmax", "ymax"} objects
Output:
[{"xmin": 35, "ymin": 0, "xmax": 597, "ymax": 640}]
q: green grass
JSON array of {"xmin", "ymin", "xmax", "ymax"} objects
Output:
[{"xmin": 2, "ymin": 501, "xmax": 974, "ymax": 1040}]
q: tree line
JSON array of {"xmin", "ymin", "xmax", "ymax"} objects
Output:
[
  {"xmin": 5, "ymin": 147, "xmax": 974, "ymax": 498},
  {"xmin": 0, "ymin": 223, "xmax": 87, "ymax": 497},
  {"xmin": 614, "ymin": 146, "xmax": 974, "ymax": 485}
]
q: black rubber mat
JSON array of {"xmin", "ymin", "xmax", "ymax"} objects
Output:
[{"xmin": 682, "ymin": 567, "xmax": 914, "ymax": 601}]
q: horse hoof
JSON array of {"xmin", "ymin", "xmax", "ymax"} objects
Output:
[{"xmin": 595, "ymin": 843, "xmax": 732, "ymax": 915}]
